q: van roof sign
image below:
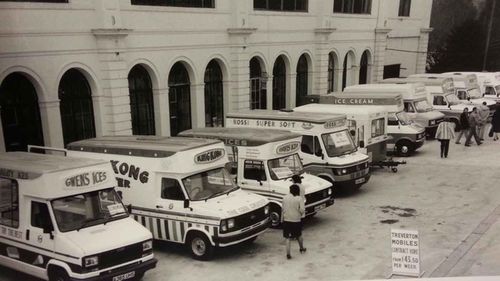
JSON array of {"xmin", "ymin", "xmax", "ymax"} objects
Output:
[
  {"xmin": 194, "ymin": 148, "xmax": 226, "ymax": 164},
  {"xmin": 0, "ymin": 152, "xmax": 108, "ymax": 180},
  {"xmin": 227, "ymin": 110, "xmax": 346, "ymax": 124},
  {"xmin": 68, "ymin": 136, "xmax": 221, "ymax": 158},
  {"xmin": 179, "ymin": 128, "xmax": 301, "ymax": 146},
  {"xmin": 320, "ymin": 93, "xmax": 402, "ymax": 105}
]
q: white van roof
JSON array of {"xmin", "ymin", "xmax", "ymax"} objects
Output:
[
  {"xmin": 227, "ymin": 109, "xmax": 346, "ymax": 124},
  {"xmin": 0, "ymin": 152, "xmax": 108, "ymax": 180},
  {"xmin": 67, "ymin": 136, "xmax": 221, "ymax": 158},
  {"xmin": 398, "ymin": 76, "xmax": 455, "ymax": 87},
  {"xmin": 179, "ymin": 127, "xmax": 301, "ymax": 146},
  {"xmin": 346, "ymin": 83, "xmax": 426, "ymax": 92}
]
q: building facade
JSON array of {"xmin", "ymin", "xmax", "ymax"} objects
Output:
[{"xmin": 0, "ymin": 0, "xmax": 432, "ymax": 152}]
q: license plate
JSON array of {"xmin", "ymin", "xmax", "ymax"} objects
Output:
[
  {"xmin": 314, "ymin": 203, "xmax": 326, "ymax": 212},
  {"xmin": 113, "ymin": 271, "xmax": 136, "ymax": 281},
  {"xmin": 355, "ymin": 178, "xmax": 365, "ymax": 184}
]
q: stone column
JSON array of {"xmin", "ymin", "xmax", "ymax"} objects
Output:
[
  {"xmin": 314, "ymin": 28, "xmax": 336, "ymax": 95},
  {"xmin": 191, "ymin": 83, "xmax": 205, "ymax": 128},
  {"xmin": 154, "ymin": 87, "xmax": 170, "ymax": 136},
  {"xmin": 416, "ymin": 28, "xmax": 433, "ymax": 74},
  {"xmin": 373, "ymin": 28, "xmax": 391, "ymax": 82},
  {"xmin": 92, "ymin": 29, "xmax": 133, "ymax": 136},
  {"xmin": 227, "ymin": 28, "xmax": 256, "ymax": 112},
  {"xmin": 38, "ymin": 99, "xmax": 65, "ymax": 148},
  {"xmin": 289, "ymin": 73, "xmax": 297, "ymax": 109}
]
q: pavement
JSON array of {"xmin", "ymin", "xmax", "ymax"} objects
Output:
[{"xmin": 0, "ymin": 137, "xmax": 500, "ymax": 281}]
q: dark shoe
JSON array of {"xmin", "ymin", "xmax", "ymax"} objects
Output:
[
  {"xmin": 480, "ymin": 139, "xmax": 484, "ymax": 141},
  {"xmin": 478, "ymin": 142, "xmax": 482, "ymax": 146},
  {"xmin": 300, "ymin": 248, "xmax": 307, "ymax": 254},
  {"xmin": 287, "ymin": 254, "xmax": 291, "ymax": 259},
  {"xmin": 465, "ymin": 144, "xmax": 471, "ymax": 147},
  {"xmin": 455, "ymin": 142, "xmax": 460, "ymax": 144}
]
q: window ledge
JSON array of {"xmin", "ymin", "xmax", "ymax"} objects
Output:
[{"xmin": 227, "ymin": 28, "xmax": 258, "ymax": 36}]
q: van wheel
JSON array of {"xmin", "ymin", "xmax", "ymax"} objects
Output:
[
  {"xmin": 48, "ymin": 267, "xmax": 70, "ymax": 281},
  {"xmin": 270, "ymin": 204, "xmax": 282, "ymax": 228},
  {"xmin": 396, "ymin": 141, "xmax": 413, "ymax": 157},
  {"xmin": 187, "ymin": 232, "xmax": 213, "ymax": 261},
  {"xmin": 133, "ymin": 272, "xmax": 145, "ymax": 281}
]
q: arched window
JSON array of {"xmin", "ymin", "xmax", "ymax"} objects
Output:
[
  {"xmin": 128, "ymin": 65, "xmax": 155, "ymax": 135},
  {"xmin": 359, "ymin": 51, "xmax": 370, "ymax": 85},
  {"xmin": 296, "ymin": 54, "xmax": 309, "ymax": 106},
  {"xmin": 168, "ymin": 62, "xmax": 191, "ymax": 136},
  {"xmin": 0, "ymin": 73, "xmax": 44, "ymax": 151},
  {"xmin": 59, "ymin": 69, "xmax": 96, "ymax": 146},
  {"xmin": 328, "ymin": 53, "xmax": 336, "ymax": 92},
  {"xmin": 272, "ymin": 56, "xmax": 287, "ymax": 110},
  {"xmin": 250, "ymin": 57, "xmax": 267, "ymax": 110},
  {"xmin": 204, "ymin": 60, "xmax": 224, "ymax": 127},
  {"xmin": 342, "ymin": 52, "xmax": 355, "ymax": 91}
]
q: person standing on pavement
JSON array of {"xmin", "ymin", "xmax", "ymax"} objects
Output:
[
  {"xmin": 465, "ymin": 107, "xmax": 482, "ymax": 146},
  {"xmin": 282, "ymin": 184, "xmax": 306, "ymax": 260},
  {"xmin": 435, "ymin": 117, "xmax": 455, "ymax": 158},
  {"xmin": 491, "ymin": 106, "xmax": 500, "ymax": 141},
  {"xmin": 456, "ymin": 108, "xmax": 470, "ymax": 144},
  {"xmin": 291, "ymin": 174, "xmax": 306, "ymax": 220},
  {"xmin": 478, "ymin": 101, "xmax": 490, "ymax": 141}
]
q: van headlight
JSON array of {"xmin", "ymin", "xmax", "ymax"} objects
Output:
[
  {"xmin": 83, "ymin": 256, "xmax": 99, "ymax": 268},
  {"xmin": 227, "ymin": 219, "xmax": 235, "ymax": 229},
  {"xmin": 429, "ymin": 120, "xmax": 436, "ymax": 126},
  {"xmin": 264, "ymin": 205, "xmax": 270, "ymax": 215},
  {"xmin": 341, "ymin": 169, "xmax": 347, "ymax": 175},
  {"xmin": 221, "ymin": 218, "xmax": 236, "ymax": 233},
  {"xmin": 328, "ymin": 188, "xmax": 332, "ymax": 196},
  {"xmin": 142, "ymin": 240, "xmax": 153, "ymax": 252}
]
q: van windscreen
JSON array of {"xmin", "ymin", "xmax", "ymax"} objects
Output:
[
  {"xmin": 51, "ymin": 188, "xmax": 127, "ymax": 232},
  {"xmin": 182, "ymin": 168, "xmax": 237, "ymax": 201}
]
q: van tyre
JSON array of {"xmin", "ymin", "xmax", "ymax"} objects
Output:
[
  {"xmin": 396, "ymin": 140, "xmax": 413, "ymax": 157},
  {"xmin": 187, "ymin": 232, "xmax": 214, "ymax": 261},
  {"xmin": 48, "ymin": 267, "xmax": 70, "ymax": 281},
  {"xmin": 269, "ymin": 204, "xmax": 282, "ymax": 228}
]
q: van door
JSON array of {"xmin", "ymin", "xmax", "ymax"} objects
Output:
[
  {"xmin": 156, "ymin": 178, "xmax": 187, "ymax": 242},
  {"xmin": 239, "ymin": 160, "xmax": 270, "ymax": 196},
  {"xmin": 300, "ymin": 135, "xmax": 323, "ymax": 164},
  {"xmin": 432, "ymin": 95, "xmax": 449, "ymax": 112},
  {"xmin": 27, "ymin": 201, "xmax": 55, "ymax": 267}
]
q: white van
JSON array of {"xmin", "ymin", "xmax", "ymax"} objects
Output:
[
  {"xmin": 0, "ymin": 151, "xmax": 156, "ymax": 281},
  {"xmin": 225, "ymin": 110, "xmax": 371, "ymax": 190},
  {"xmin": 337, "ymin": 89, "xmax": 426, "ymax": 156},
  {"xmin": 294, "ymin": 103, "xmax": 390, "ymax": 163},
  {"xmin": 179, "ymin": 128, "xmax": 334, "ymax": 227},
  {"xmin": 67, "ymin": 136, "xmax": 270, "ymax": 260},
  {"xmin": 410, "ymin": 73, "xmax": 496, "ymax": 111},
  {"xmin": 367, "ymin": 82, "xmax": 446, "ymax": 137},
  {"xmin": 395, "ymin": 76, "xmax": 475, "ymax": 130},
  {"xmin": 444, "ymin": 72, "xmax": 500, "ymax": 101}
]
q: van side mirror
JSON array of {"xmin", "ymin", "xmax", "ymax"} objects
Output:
[
  {"xmin": 350, "ymin": 130, "xmax": 356, "ymax": 137},
  {"xmin": 315, "ymin": 149, "xmax": 323, "ymax": 158},
  {"xmin": 184, "ymin": 199, "xmax": 190, "ymax": 209},
  {"xmin": 359, "ymin": 141, "xmax": 365, "ymax": 148},
  {"xmin": 43, "ymin": 225, "xmax": 54, "ymax": 240}
]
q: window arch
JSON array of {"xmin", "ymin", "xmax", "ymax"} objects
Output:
[
  {"xmin": 272, "ymin": 56, "xmax": 287, "ymax": 110},
  {"xmin": 250, "ymin": 57, "xmax": 267, "ymax": 110},
  {"xmin": 296, "ymin": 54, "xmax": 309, "ymax": 106},
  {"xmin": 0, "ymin": 73, "xmax": 44, "ymax": 151},
  {"xmin": 59, "ymin": 69, "xmax": 96, "ymax": 146},
  {"xmin": 168, "ymin": 62, "xmax": 191, "ymax": 136},
  {"xmin": 359, "ymin": 50, "xmax": 371, "ymax": 85},
  {"xmin": 204, "ymin": 60, "xmax": 224, "ymax": 127},
  {"xmin": 128, "ymin": 65, "xmax": 155, "ymax": 135}
]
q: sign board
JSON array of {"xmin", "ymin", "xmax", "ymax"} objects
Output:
[
  {"xmin": 276, "ymin": 142, "xmax": 300, "ymax": 155},
  {"xmin": 329, "ymin": 131, "xmax": 351, "ymax": 147},
  {"xmin": 391, "ymin": 229, "xmax": 421, "ymax": 277},
  {"xmin": 194, "ymin": 149, "xmax": 225, "ymax": 164},
  {"xmin": 320, "ymin": 95, "xmax": 402, "ymax": 106}
]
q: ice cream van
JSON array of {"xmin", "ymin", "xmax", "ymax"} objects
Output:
[
  {"xmin": 67, "ymin": 136, "xmax": 270, "ymax": 260},
  {"xmin": 0, "ymin": 151, "xmax": 156, "ymax": 281},
  {"xmin": 179, "ymin": 128, "xmax": 334, "ymax": 227},
  {"xmin": 396, "ymin": 76, "xmax": 476, "ymax": 130},
  {"xmin": 294, "ymin": 103, "xmax": 390, "ymax": 163},
  {"xmin": 443, "ymin": 72, "xmax": 500, "ymax": 101},
  {"xmin": 410, "ymin": 73, "xmax": 496, "ymax": 111},
  {"xmin": 369, "ymin": 81, "xmax": 446, "ymax": 137},
  {"xmin": 225, "ymin": 110, "xmax": 371, "ymax": 190},
  {"xmin": 336, "ymin": 89, "xmax": 426, "ymax": 156}
]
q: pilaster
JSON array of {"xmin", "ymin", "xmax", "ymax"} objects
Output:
[{"xmin": 373, "ymin": 28, "xmax": 391, "ymax": 82}]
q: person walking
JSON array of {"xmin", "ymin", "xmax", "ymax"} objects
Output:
[
  {"xmin": 491, "ymin": 106, "xmax": 500, "ymax": 141},
  {"xmin": 465, "ymin": 107, "xmax": 482, "ymax": 146},
  {"xmin": 455, "ymin": 108, "xmax": 470, "ymax": 144},
  {"xmin": 282, "ymin": 184, "xmax": 306, "ymax": 260},
  {"xmin": 435, "ymin": 117, "xmax": 455, "ymax": 158},
  {"xmin": 478, "ymin": 101, "xmax": 490, "ymax": 141}
]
